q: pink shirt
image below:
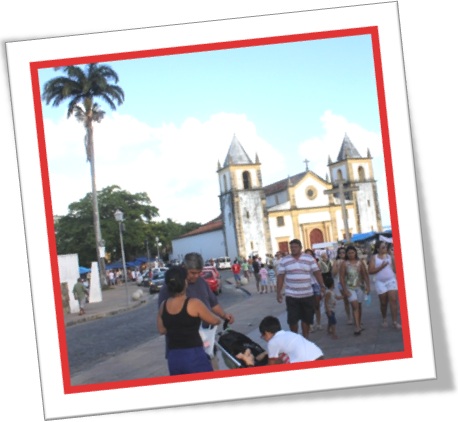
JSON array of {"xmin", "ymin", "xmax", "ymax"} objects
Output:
[{"xmin": 259, "ymin": 267, "xmax": 268, "ymax": 280}]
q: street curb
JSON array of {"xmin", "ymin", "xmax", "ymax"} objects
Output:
[
  {"xmin": 65, "ymin": 278, "xmax": 250, "ymax": 327},
  {"xmin": 65, "ymin": 298, "xmax": 148, "ymax": 327}
]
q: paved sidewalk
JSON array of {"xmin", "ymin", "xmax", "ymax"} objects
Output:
[
  {"xmin": 65, "ymin": 282, "xmax": 151, "ymax": 327},
  {"xmin": 66, "ymin": 277, "xmax": 407, "ymax": 386}
]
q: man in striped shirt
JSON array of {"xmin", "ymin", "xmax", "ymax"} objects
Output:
[{"xmin": 276, "ymin": 239, "xmax": 326, "ymax": 338}]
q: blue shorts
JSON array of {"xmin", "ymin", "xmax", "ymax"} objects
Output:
[
  {"xmin": 167, "ymin": 347, "xmax": 213, "ymax": 375},
  {"xmin": 326, "ymin": 311, "xmax": 337, "ymax": 326}
]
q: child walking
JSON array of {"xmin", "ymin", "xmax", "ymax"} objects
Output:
[
  {"xmin": 324, "ymin": 276, "xmax": 342, "ymax": 339},
  {"xmin": 267, "ymin": 265, "xmax": 276, "ymax": 293},
  {"xmin": 259, "ymin": 263, "xmax": 268, "ymax": 294}
]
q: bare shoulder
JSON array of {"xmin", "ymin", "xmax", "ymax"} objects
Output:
[{"xmin": 188, "ymin": 297, "xmax": 206, "ymax": 310}]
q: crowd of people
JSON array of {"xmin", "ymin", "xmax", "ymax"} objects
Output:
[{"xmin": 152, "ymin": 236, "xmax": 401, "ymax": 376}]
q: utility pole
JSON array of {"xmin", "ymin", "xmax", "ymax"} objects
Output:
[{"xmin": 145, "ymin": 239, "xmax": 151, "ymax": 266}]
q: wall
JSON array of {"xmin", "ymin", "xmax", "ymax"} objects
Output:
[{"xmin": 171, "ymin": 230, "xmax": 226, "ymax": 262}]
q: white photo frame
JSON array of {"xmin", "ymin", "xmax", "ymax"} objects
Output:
[{"xmin": 6, "ymin": 2, "xmax": 434, "ymax": 419}]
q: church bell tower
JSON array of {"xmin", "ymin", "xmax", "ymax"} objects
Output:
[
  {"xmin": 217, "ymin": 134, "xmax": 272, "ymax": 259},
  {"xmin": 327, "ymin": 133, "xmax": 383, "ymax": 239}
]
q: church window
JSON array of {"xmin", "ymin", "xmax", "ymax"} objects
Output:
[
  {"xmin": 242, "ymin": 171, "xmax": 252, "ymax": 189},
  {"xmin": 358, "ymin": 166, "xmax": 366, "ymax": 181},
  {"xmin": 277, "ymin": 216, "xmax": 285, "ymax": 227},
  {"xmin": 305, "ymin": 186, "xmax": 317, "ymax": 200},
  {"xmin": 246, "ymin": 209, "xmax": 250, "ymax": 219},
  {"xmin": 275, "ymin": 195, "xmax": 279, "ymax": 205},
  {"xmin": 367, "ymin": 200, "xmax": 371, "ymax": 207},
  {"xmin": 223, "ymin": 175, "xmax": 228, "ymax": 192}
]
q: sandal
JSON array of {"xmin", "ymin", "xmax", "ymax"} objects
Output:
[
  {"xmin": 354, "ymin": 329, "xmax": 362, "ymax": 335},
  {"xmin": 393, "ymin": 322, "xmax": 402, "ymax": 329},
  {"xmin": 381, "ymin": 321, "xmax": 388, "ymax": 328}
]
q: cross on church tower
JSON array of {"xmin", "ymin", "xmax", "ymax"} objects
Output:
[
  {"xmin": 304, "ymin": 158, "xmax": 310, "ymax": 171},
  {"xmin": 324, "ymin": 176, "xmax": 359, "ymax": 241}
]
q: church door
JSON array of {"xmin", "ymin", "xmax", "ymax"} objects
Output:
[{"xmin": 309, "ymin": 228, "xmax": 324, "ymax": 247}]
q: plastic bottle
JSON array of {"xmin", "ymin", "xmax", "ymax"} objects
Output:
[{"xmin": 365, "ymin": 293, "xmax": 372, "ymax": 306}]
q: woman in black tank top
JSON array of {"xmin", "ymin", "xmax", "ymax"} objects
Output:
[{"xmin": 157, "ymin": 266, "xmax": 221, "ymax": 375}]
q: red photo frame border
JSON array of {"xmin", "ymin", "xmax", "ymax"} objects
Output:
[{"xmin": 29, "ymin": 25, "xmax": 411, "ymax": 395}]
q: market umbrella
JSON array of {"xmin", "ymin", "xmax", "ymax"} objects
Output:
[{"xmin": 79, "ymin": 266, "xmax": 91, "ymax": 274}]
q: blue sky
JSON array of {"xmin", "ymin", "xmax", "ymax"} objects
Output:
[{"xmin": 38, "ymin": 33, "xmax": 391, "ymax": 227}]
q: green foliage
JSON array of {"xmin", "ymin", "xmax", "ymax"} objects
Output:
[
  {"xmin": 54, "ymin": 186, "xmax": 201, "ymax": 267},
  {"xmin": 42, "ymin": 64, "xmax": 125, "ymax": 116},
  {"xmin": 144, "ymin": 219, "xmax": 201, "ymax": 262}
]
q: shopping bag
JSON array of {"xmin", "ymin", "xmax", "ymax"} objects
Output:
[{"xmin": 199, "ymin": 325, "xmax": 218, "ymax": 357}]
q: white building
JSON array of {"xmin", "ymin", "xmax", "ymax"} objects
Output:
[
  {"xmin": 170, "ymin": 217, "xmax": 226, "ymax": 263},
  {"xmin": 171, "ymin": 133, "xmax": 382, "ymax": 260}
]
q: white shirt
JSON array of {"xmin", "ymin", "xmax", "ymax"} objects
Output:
[
  {"xmin": 268, "ymin": 330, "xmax": 323, "ymax": 362},
  {"xmin": 276, "ymin": 253, "xmax": 319, "ymax": 298}
]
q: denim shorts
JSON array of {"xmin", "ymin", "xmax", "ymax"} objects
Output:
[{"xmin": 326, "ymin": 311, "xmax": 337, "ymax": 326}]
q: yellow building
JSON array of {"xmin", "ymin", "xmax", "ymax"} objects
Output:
[
  {"xmin": 172, "ymin": 133, "xmax": 383, "ymax": 261},
  {"xmin": 218, "ymin": 133, "xmax": 382, "ymax": 256}
]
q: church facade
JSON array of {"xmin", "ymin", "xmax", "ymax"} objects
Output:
[{"xmin": 171, "ymin": 134, "xmax": 383, "ymax": 262}]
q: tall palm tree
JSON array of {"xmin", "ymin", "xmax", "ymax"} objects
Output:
[{"xmin": 42, "ymin": 63, "xmax": 125, "ymax": 286}]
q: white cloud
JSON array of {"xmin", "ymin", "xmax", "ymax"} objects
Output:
[
  {"xmin": 297, "ymin": 110, "xmax": 384, "ymax": 178},
  {"xmin": 45, "ymin": 110, "xmax": 390, "ymax": 226},
  {"xmin": 44, "ymin": 117, "xmax": 86, "ymax": 161},
  {"xmin": 45, "ymin": 112, "xmax": 287, "ymax": 224}
]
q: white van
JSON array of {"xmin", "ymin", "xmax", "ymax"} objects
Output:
[{"xmin": 215, "ymin": 256, "xmax": 231, "ymax": 270}]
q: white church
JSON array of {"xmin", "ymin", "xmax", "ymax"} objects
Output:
[{"xmin": 171, "ymin": 133, "xmax": 383, "ymax": 262}]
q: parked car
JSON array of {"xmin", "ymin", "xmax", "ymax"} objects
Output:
[
  {"xmin": 215, "ymin": 256, "xmax": 231, "ymax": 270},
  {"xmin": 167, "ymin": 259, "xmax": 181, "ymax": 267},
  {"xmin": 200, "ymin": 269, "xmax": 221, "ymax": 295},
  {"xmin": 152, "ymin": 267, "xmax": 167, "ymax": 276},
  {"xmin": 202, "ymin": 265, "xmax": 221, "ymax": 281},
  {"xmin": 139, "ymin": 277, "xmax": 153, "ymax": 288},
  {"xmin": 149, "ymin": 272, "xmax": 166, "ymax": 294},
  {"xmin": 137, "ymin": 270, "xmax": 152, "ymax": 286}
]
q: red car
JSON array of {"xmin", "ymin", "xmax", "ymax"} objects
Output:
[{"xmin": 200, "ymin": 267, "xmax": 222, "ymax": 295}]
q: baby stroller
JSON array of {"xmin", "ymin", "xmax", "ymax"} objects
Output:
[{"xmin": 216, "ymin": 321, "xmax": 268, "ymax": 369}]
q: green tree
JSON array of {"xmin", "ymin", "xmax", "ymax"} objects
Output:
[
  {"xmin": 55, "ymin": 185, "xmax": 159, "ymax": 266},
  {"xmin": 144, "ymin": 219, "xmax": 200, "ymax": 261},
  {"xmin": 42, "ymin": 64, "xmax": 125, "ymax": 284}
]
